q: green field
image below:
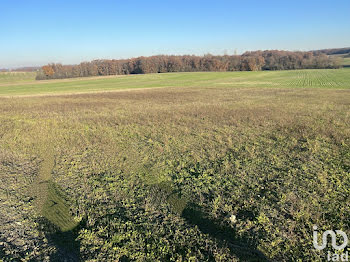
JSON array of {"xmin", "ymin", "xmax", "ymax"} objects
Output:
[
  {"xmin": 0, "ymin": 70, "xmax": 349, "ymax": 261},
  {"xmin": 343, "ymin": 57, "xmax": 350, "ymax": 66},
  {"xmin": 0, "ymin": 72, "xmax": 36, "ymax": 84},
  {"xmin": 0, "ymin": 68, "xmax": 350, "ymax": 97}
]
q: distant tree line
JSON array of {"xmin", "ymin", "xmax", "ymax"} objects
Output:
[
  {"xmin": 313, "ymin": 47, "xmax": 350, "ymax": 55},
  {"xmin": 13, "ymin": 67, "xmax": 41, "ymax": 72},
  {"xmin": 36, "ymin": 50, "xmax": 342, "ymax": 80},
  {"xmin": 0, "ymin": 67, "xmax": 40, "ymax": 72}
]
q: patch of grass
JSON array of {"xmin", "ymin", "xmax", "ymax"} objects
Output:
[
  {"xmin": 41, "ymin": 181, "xmax": 78, "ymax": 232},
  {"xmin": 34, "ymin": 141, "xmax": 78, "ymax": 232}
]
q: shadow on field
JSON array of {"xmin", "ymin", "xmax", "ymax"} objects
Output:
[
  {"xmin": 181, "ymin": 203, "xmax": 268, "ymax": 261},
  {"xmin": 151, "ymin": 181, "xmax": 268, "ymax": 260},
  {"xmin": 36, "ymin": 217, "xmax": 86, "ymax": 262}
]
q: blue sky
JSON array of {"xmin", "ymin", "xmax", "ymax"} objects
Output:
[{"xmin": 1, "ymin": 0, "xmax": 349, "ymax": 68}]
